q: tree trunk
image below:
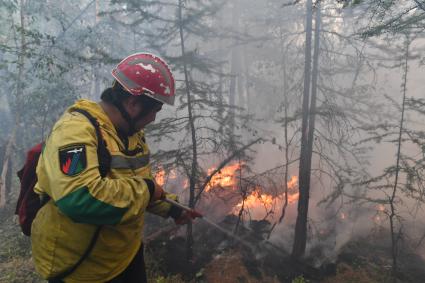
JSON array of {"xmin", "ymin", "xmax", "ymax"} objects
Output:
[
  {"xmin": 178, "ymin": 0, "xmax": 198, "ymax": 262},
  {"xmin": 0, "ymin": 131, "xmax": 15, "ymax": 207},
  {"xmin": 292, "ymin": 0, "xmax": 316, "ymax": 259},
  {"xmin": 296, "ymin": 0, "xmax": 321, "ymax": 256},
  {"xmin": 304, "ymin": 0, "xmax": 321, "ymax": 224},
  {"xmin": 279, "ymin": 32, "xmax": 290, "ymax": 224},
  {"xmin": 228, "ymin": 0, "xmax": 241, "ymax": 151},
  {"xmin": 93, "ymin": 62, "xmax": 100, "ymax": 99},
  {"xmin": 214, "ymin": 8, "xmax": 225, "ymax": 136},
  {"xmin": 243, "ymin": 30, "xmax": 251, "ymax": 115},
  {"xmin": 234, "ymin": 160, "xmax": 246, "ymax": 234},
  {"xmin": 218, "ymin": 71, "xmax": 225, "ymax": 136},
  {"xmin": 307, "ymin": 0, "xmax": 321, "ymax": 175},
  {"xmin": 389, "ymin": 34, "xmax": 410, "ymax": 283}
]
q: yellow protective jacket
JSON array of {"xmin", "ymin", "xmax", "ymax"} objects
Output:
[{"xmin": 31, "ymin": 99, "xmax": 178, "ymax": 282}]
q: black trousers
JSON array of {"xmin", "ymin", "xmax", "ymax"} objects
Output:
[{"xmin": 49, "ymin": 244, "xmax": 147, "ymax": 283}]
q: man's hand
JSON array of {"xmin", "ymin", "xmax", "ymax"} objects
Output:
[{"xmin": 174, "ymin": 209, "xmax": 203, "ymax": 225}]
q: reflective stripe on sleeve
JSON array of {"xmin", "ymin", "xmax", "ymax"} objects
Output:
[{"xmin": 110, "ymin": 154, "xmax": 150, "ymax": 170}]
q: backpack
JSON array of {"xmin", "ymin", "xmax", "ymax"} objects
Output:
[
  {"xmin": 15, "ymin": 108, "xmax": 110, "ymax": 235},
  {"xmin": 15, "ymin": 142, "xmax": 44, "ymax": 236},
  {"xmin": 15, "ymin": 108, "xmax": 111, "ymax": 280}
]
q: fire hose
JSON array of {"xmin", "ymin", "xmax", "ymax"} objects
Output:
[{"xmin": 163, "ymin": 198, "xmax": 287, "ymax": 256}]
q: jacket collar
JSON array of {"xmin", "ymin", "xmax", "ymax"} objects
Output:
[
  {"xmin": 68, "ymin": 99, "xmax": 116, "ymax": 133},
  {"xmin": 68, "ymin": 99, "xmax": 145, "ymax": 144}
]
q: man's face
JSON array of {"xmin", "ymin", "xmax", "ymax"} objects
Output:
[
  {"xmin": 134, "ymin": 103, "xmax": 162, "ymax": 130},
  {"xmin": 124, "ymin": 96, "xmax": 162, "ymax": 132}
]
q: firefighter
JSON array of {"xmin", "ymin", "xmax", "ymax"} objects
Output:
[{"xmin": 31, "ymin": 53, "xmax": 195, "ymax": 283}]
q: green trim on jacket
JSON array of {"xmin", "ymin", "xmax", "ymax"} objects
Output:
[{"xmin": 56, "ymin": 187, "xmax": 127, "ymax": 225}]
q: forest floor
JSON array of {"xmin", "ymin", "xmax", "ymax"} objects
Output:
[
  {"xmin": 1, "ymin": 204, "xmax": 425, "ymax": 283},
  {"xmin": 144, "ymin": 216, "xmax": 425, "ymax": 283}
]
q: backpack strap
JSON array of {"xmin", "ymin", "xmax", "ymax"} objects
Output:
[
  {"xmin": 72, "ymin": 108, "xmax": 111, "ymax": 178},
  {"xmin": 50, "ymin": 109, "xmax": 111, "ymax": 281}
]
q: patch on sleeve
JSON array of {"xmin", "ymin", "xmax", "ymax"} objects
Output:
[{"xmin": 59, "ymin": 144, "xmax": 87, "ymax": 176}]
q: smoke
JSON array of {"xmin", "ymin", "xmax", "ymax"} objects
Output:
[{"xmin": 268, "ymin": 192, "xmax": 425, "ymax": 265}]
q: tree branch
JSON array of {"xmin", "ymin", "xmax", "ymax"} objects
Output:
[
  {"xmin": 194, "ymin": 138, "xmax": 262, "ymax": 204},
  {"xmin": 413, "ymin": 0, "xmax": 425, "ymax": 12}
]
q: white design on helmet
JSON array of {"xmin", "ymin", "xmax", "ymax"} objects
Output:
[
  {"xmin": 136, "ymin": 63, "xmax": 156, "ymax": 73},
  {"xmin": 160, "ymin": 83, "xmax": 171, "ymax": 95}
]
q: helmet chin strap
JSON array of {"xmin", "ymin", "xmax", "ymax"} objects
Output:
[{"xmin": 111, "ymin": 100, "xmax": 138, "ymax": 136}]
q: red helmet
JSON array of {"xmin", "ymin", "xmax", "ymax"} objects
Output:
[{"xmin": 111, "ymin": 53, "xmax": 175, "ymax": 105}]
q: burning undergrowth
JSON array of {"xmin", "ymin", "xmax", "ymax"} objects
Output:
[
  {"xmin": 147, "ymin": 163, "xmax": 425, "ymax": 282},
  {"xmin": 155, "ymin": 162, "xmax": 300, "ymax": 222},
  {"xmin": 148, "ymin": 160, "xmax": 335, "ymax": 282}
]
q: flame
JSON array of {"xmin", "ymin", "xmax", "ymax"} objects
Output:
[
  {"xmin": 155, "ymin": 167, "xmax": 166, "ymax": 186},
  {"xmin": 232, "ymin": 189, "xmax": 275, "ymax": 219},
  {"xmin": 205, "ymin": 163, "xmax": 242, "ymax": 192},
  {"xmin": 287, "ymin": 175, "xmax": 298, "ymax": 189},
  {"xmin": 285, "ymin": 175, "xmax": 299, "ymax": 204},
  {"xmin": 240, "ymin": 189, "xmax": 274, "ymax": 207},
  {"xmin": 287, "ymin": 192, "xmax": 300, "ymax": 204},
  {"xmin": 154, "ymin": 162, "xmax": 300, "ymax": 221},
  {"xmin": 154, "ymin": 168, "xmax": 177, "ymax": 186},
  {"xmin": 340, "ymin": 212, "xmax": 346, "ymax": 220},
  {"xmin": 232, "ymin": 175, "xmax": 299, "ymax": 220},
  {"xmin": 373, "ymin": 204, "xmax": 386, "ymax": 224}
]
